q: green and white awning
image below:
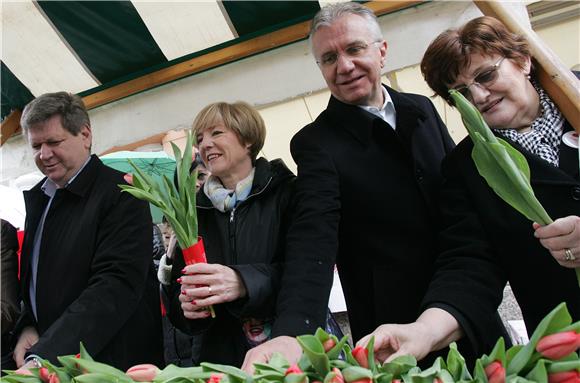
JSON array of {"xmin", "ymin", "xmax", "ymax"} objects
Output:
[{"xmin": 1, "ymin": 1, "xmax": 327, "ymax": 120}]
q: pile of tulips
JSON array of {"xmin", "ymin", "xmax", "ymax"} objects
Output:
[{"xmin": 2, "ymin": 303, "xmax": 578, "ymax": 383}]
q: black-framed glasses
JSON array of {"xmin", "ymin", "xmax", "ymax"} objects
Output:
[
  {"xmin": 316, "ymin": 41, "xmax": 382, "ymax": 67},
  {"xmin": 453, "ymin": 57, "xmax": 506, "ymax": 100}
]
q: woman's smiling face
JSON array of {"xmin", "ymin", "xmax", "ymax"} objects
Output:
[
  {"xmin": 450, "ymin": 53, "xmax": 539, "ymax": 132},
  {"xmin": 196, "ymin": 123, "xmax": 252, "ymax": 183}
]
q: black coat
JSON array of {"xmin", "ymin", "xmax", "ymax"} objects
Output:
[
  {"xmin": 168, "ymin": 158, "xmax": 295, "ymax": 366},
  {"xmin": 19, "ymin": 155, "xmax": 163, "ymax": 369},
  {"xmin": 422, "ymin": 121, "xmax": 580, "ymax": 346},
  {"xmin": 274, "ymin": 86, "xmax": 465, "ymax": 345}
]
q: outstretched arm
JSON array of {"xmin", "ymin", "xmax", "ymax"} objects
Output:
[{"xmin": 356, "ymin": 308, "xmax": 463, "ymax": 363}]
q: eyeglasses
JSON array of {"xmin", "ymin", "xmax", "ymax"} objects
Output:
[
  {"xmin": 316, "ymin": 41, "xmax": 382, "ymax": 68},
  {"xmin": 453, "ymin": 57, "xmax": 506, "ymax": 100}
]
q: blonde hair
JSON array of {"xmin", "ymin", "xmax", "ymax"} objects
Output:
[{"xmin": 191, "ymin": 101, "xmax": 266, "ymax": 162}]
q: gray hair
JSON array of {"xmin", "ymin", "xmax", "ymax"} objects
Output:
[
  {"xmin": 309, "ymin": 2, "xmax": 383, "ymax": 48},
  {"xmin": 21, "ymin": 91, "xmax": 90, "ymax": 135}
]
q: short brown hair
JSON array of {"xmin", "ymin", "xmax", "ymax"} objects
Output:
[
  {"xmin": 421, "ymin": 16, "xmax": 530, "ymax": 105},
  {"xmin": 191, "ymin": 101, "xmax": 266, "ymax": 162},
  {"xmin": 21, "ymin": 91, "xmax": 90, "ymax": 135}
]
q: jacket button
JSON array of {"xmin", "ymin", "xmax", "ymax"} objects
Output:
[
  {"xmin": 416, "ymin": 168, "xmax": 424, "ymax": 182},
  {"xmin": 572, "ymin": 186, "xmax": 580, "ymax": 201}
]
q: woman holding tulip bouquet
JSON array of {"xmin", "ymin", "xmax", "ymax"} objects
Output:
[
  {"xmin": 167, "ymin": 101, "xmax": 296, "ymax": 366},
  {"xmin": 359, "ymin": 16, "xmax": 579, "ymax": 363}
]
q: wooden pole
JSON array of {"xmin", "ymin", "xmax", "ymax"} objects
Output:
[
  {"xmin": 0, "ymin": 110, "xmax": 22, "ymax": 146},
  {"xmin": 475, "ymin": 1, "xmax": 580, "ymax": 133}
]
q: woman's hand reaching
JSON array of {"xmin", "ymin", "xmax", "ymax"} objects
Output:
[{"xmin": 534, "ymin": 215, "xmax": 580, "ymax": 268}]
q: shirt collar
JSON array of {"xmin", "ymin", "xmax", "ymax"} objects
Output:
[
  {"xmin": 41, "ymin": 156, "xmax": 92, "ymax": 197},
  {"xmin": 357, "ymin": 86, "xmax": 397, "ymax": 129}
]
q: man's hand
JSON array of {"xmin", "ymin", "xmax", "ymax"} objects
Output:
[
  {"xmin": 13, "ymin": 326, "xmax": 39, "ymax": 367},
  {"xmin": 356, "ymin": 308, "xmax": 463, "ymax": 363},
  {"xmin": 356, "ymin": 322, "xmax": 434, "ymax": 363},
  {"xmin": 242, "ymin": 336, "xmax": 302, "ymax": 374}
]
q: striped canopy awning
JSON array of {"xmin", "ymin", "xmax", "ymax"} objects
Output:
[{"xmin": 1, "ymin": 1, "xmax": 328, "ymax": 119}]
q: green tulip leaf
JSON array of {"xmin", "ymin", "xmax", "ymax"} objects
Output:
[
  {"xmin": 446, "ymin": 342, "xmax": 472, "ymax": 381},
  {"xmin": 154, "ymin": 365, "xmax": 205, "ymax": 381},
  {"xmin": 297, "ymin": 334, "xmax": 331, "ymax": 376},
  {"xmin": 525, "ymin": 359, "xmax": 548, "ymax": 383},
  {"xmin": 341, "ymin": 366, "xmax": 373, "ymax": 382},
  {"xmin": 201, "ymin": 363, "xmax": 250, "ymax": 383},
  {"xmin": 379, "ymin": 355, "xmax": 416, "ymax": 378},
  {"xmin": 546, "ymin": 359, "xmax": 580, "ymax": 373}
]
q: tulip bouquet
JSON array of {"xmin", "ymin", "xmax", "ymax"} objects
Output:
[
  {"xmin": 119, "ymin": 130, "xmax": 214, "ymax": 317},
  {"xmin": 2, "ymin": 303, "xmax": 578, "ymax": 383},
  {"xmin": 449, "ymin": 90, "xmax": 580, "ymax": 286}
]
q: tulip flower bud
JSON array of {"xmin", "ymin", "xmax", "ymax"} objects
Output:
[
  {"xmin": 124, "ymin": 173, "xmax": 134, "ymax": 185},
  {"xmin": 14, "ymin": 368, "xmax": 33, "ymax": 376},
  {"xmin": 126, "ymin": 363, "xmax": 160, "ymax": 382},
  {"xmin": 48, "ymin": 372, "xmax": 61, "ymax": 383},
  {"xmin": 208, "ymin": 373, "xmax": 224, "ymax": 383},
  {"xmin": 391, "ymin": 380, "xmax": 401, "ymax": 383},
  {"xmin": 327, "ymin": 368, "xmax": 345, "ymax": 383},
  {"xmin": 352, "ymin": 346, "xmax": 369, "ymax": 369},
  {"xmin": 286, "ymin": 364, "xmax": 303, "ymax": 375},
  {"xmin": 350, "ymin": 379, "xmax": 372, "ymax": 383},
  {"xmin": 323, "ymin": 338, "xmax": 336, "ymax": 353},
  {"xmin": 548, "ymin": 370, "xmax": 580, "ymax": 383},
  {"xmin": 39, "ymin": 367, "xmax": 50, "ymax": 383},
  {"xmin": 434, "ymin": 379, "xmax": 443, "ymax": 383},
  {"xmin": 536, "ymin": 331, "xmax": 580, "ymax": 360},
  {"xmin": 484, "ymin": 361, "xmax": 506, "ymax": 383}
]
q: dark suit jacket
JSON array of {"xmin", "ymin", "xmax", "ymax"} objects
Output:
[
  {"xmin": 19, "ymin": 155, "xmax": 163, "ymax": 369},
  {"xmin": 1, "ymin": 219, "xmax": 20, "ymax": 340},
  {"xmin": 423, "ymin": 122, "xmax": 580, "ymax": 347},
  {"xmin": 274, "ymin": 85, "xmax": 457, "ymax": 344}
]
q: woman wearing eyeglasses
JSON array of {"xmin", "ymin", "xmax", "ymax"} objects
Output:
[{"xmin": 357, "ymin": 16, "xmax": 579, "ymax": 364}]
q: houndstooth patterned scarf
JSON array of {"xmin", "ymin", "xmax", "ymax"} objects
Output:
[{"xmin": 494, "ymin": 80, "xmax": 564, "ymax": 167}]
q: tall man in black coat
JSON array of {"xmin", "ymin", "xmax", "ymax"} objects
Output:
[
  {"xmin": 243, "ymin": 2, "xmax": 503, "ymax": 369},
  {"xmin": 13, "ymin": 92, "xmax": 163, "ymax": 371}
]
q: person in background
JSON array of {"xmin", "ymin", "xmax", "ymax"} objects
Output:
[
  {"xmin": 167, "ymin": 101, "xmax": 296, "ymax": 367},
  {"xmin": 13, "ymin": 91, "xmax": 163, "ymax": 371},
  {"xmin": 243, "ymin": 2, "xmax": 506, "ymax": 371},
  {"xmin": 1, "ymin": 219, "xmax": 20, "ymax": 371},
  {"xmin": 359, "ymin": 16, "xmax": 579, "ymax": 363}
]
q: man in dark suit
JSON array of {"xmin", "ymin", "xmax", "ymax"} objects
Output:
[
  {"xmin": 14, "ymin": 92, "xmax": 163, "ymax": 371},
  {"xmin": 243, "ymin": 2, "xmax": 482, "ymax": 369}
]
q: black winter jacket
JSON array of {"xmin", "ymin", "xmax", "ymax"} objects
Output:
[{"xmin": 168, "ymin": 158, "xmax": 295, "ymax": 366}]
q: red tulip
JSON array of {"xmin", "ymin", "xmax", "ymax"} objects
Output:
[
  {"xmin": 208, "ymin": 373, "xmax": 224, "ymax": 383},
  {"xmin": 391, "ymin": 380, "xmax": 401, "ymax": 383},
  {"xmin": 124, "ymin": 173, "xmax": 134, "ymax": 185},
  {"xmin": 39, "ymin": 367, "xmax": 50, "ymax": 382},
  {"xmin": 48, "ymin": 373, "xmax": 60, "ymax": 383},
  {"xmin": 350, "ymin": 379, "xmax": 372, "ymax": 383},
  {"xmin": 328, "ymin": 368, "xmax": 344, "ymax": 383},
  {"xmin": 126, "ymin": 364, "xmax": 160, "ymax": 382},
  {"xmin": 484, "ymin": 361, "xmax": 505, "ymax": 383},
  {"xmin": 352, "ymin": 346, "xmax": 369, "ymax": 369},
  {"xmin": 536, "ymin": 331, "xmax": 580, "ymax": 360},
  {"xmin": 548, "ymin": 371, "xmax": 580, "ymax": 383},
  {"xmin": 323, "ymin": 338, "xmax": 336, "ymax": 353},
  {"xmin": 285, "ymin": 364, "xmax": 303, "ymax": 375}
]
